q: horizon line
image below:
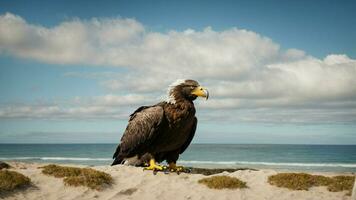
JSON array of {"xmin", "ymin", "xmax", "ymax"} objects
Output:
[{"xmin": 1, "ymin": 143, "xmax": 356, "ymax": 145}]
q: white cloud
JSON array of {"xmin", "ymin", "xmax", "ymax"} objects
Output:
[
  {"xmin": 0, "ymin": 13, "xmax": 279, "ymax": 73},
  {"xmin": 1, "ymin": 12, "xmax": 356, "ymax": 123}
]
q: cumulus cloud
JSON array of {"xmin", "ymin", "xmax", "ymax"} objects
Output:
[
  {"xmin": 0, "ymin": 13, "xmax": 279, "ymax": 74},
  {"xmin": 1, "ymin": 12, "xmax": 356, "ymax": 123},
  {"xmin": 0, "ymin": 13, "xmax": 144, "ymax": 65}
]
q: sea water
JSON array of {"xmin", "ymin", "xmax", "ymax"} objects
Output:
[{"xmin": 0, "ymin": 144, "xmax": 355, "ymax": 172}]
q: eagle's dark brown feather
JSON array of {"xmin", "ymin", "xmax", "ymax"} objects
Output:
[
  {"xmin": 112, "ymin": 106, "xmax": 164, "ymax": 165},
  {"xmin": 179, "ymin": 117, "xmax": 197, "ymax": 154},
  {"xmin": 112, "ymin": 79, "xmax": 204, "ymax": 166}
]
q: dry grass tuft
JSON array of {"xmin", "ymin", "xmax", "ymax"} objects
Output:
[
  {"xmin": 198, "ymin": 175, "xmax": 248, "ymax": 189},
  {"xmin": 41, "ymin": 164, "xmax": 113, "ymax": 190},
  {"xmin": 268, "ymin": 173, "xmax": 331, "ymax": 190},
  {"xmin": 0, "ymin": 170, "xmax": 31, "ymax": 192},
  {"xmin": 0, "ymin": 162, "xmax": 11, "ymax": 170},
  {"xmin": 41, "ymin": 164, "xmax": 82, "ymax": 177},
  {"xmin": 328, "ymin": 176, "xmax": 355, "ymax": 196},
  {"xmin": 268, "ymin": 173, "xmax": 355, "ymax": 195}
]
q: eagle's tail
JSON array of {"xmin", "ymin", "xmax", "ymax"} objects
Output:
[
  {"xmin": 112, "ymin": 157, "xmax": 124, "ymax": 166},
  {"xmin": 111, "ymin": 144, "xmax": 124, "ymax": 166}
]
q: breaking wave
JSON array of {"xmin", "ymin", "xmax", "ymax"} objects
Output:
[
  {"xmin": 179, "ymin": 160, "xmax": 356, "ymax": 168},
  {"xmin": 0, "ymin": 157, "xmax": 111, "ymax": 161}
]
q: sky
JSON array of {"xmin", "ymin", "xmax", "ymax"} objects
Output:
[{"xmin": 0, "ymin": 0, "xmax": 355, "ymax": 144}]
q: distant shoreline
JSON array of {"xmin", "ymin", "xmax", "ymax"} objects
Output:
[
  {"xmin": 1, "ymin": 143, "xmax": 356, "ymax": 145},
  {"xmin": 1, "ymin": 158, "xmax": 356, "ymax": 173}
]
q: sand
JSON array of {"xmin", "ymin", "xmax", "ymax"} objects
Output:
[{"xmin": 1, "ymin": 162, "xmax": 355, "ymax": 200}]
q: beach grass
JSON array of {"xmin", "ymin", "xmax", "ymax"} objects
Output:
[
  {"xmin": 268, "ymin": 173, "xmax": 355, "ymax": 195},
  {"xmin": 0, "ymin": 170, "xmax": 31, "ymax": 192},
  {"xmin": 198, "ymin": 175, "xmax": 248, "ymax": 189},
  {"xmin": 328, "ymin": 176, "xmax": 355, "ymax": 195},
  {"xmin": 41, "ymin": 164, "xmax": 113, "ymax": 190}
]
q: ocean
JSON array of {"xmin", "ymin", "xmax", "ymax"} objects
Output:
[{"xmin": 1, "ymin": 144, "xmax": 355, "ymax": 172}]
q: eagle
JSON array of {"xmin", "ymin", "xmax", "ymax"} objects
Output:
[{"xmin": 111, "ymin": 79, "xmax": 209, "ymax": 172}]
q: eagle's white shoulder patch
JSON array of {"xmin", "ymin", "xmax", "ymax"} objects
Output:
[{"xmin": 165, "ymin": 79, "xmax": 186, "ymax": 104}]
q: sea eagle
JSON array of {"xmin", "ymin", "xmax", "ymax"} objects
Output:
[{"xmin": 111, "ymin": 79, "xmax": 209, "ymax": 172}]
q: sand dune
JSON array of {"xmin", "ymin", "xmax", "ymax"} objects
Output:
[{"xmin": 1, "ymin": 162, "xmax": 354, "ymax": 200}]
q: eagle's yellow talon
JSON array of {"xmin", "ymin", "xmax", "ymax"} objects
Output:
[
  {"xmin": 144, "ymin": 159, "xmax": 164, "ymax": 171},
  {"xmin": 144, "ymin": 165, "xmax": 164, "ymax": 171},
  {"xmin": 168, "ymin": 162, "xmax": 185, "ymax": 172}
]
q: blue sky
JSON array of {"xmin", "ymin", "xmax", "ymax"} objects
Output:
[{"xmin": 0, "ymin": 0, "xmax": 356, "ymax": 144}]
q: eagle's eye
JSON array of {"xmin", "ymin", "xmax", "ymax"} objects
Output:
[{"xmin": 190, "ymin": 86, "xmax": 194, "ymax": 90}]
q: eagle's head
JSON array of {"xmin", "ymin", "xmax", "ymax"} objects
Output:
[{"xmin": 165, "ymin": 79, "xmax": 209, "ymax": 104}]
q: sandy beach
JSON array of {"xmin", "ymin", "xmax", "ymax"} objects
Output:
[{"xmin": 0, "ymin": 162, "xmax": 354, "ymax": 200}]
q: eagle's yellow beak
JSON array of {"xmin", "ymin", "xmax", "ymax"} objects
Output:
[{"xmin": 191, "ymin": 86, "xmax": 209, "ymax": 100}]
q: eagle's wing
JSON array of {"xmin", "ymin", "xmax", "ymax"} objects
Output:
[
  {"xmin": 179, "ymin": 117, "xmax": 197, "ymax": 154},
  {"xmin": 112, "ymin": 105, "xmax": 164, "ymax": 164}
]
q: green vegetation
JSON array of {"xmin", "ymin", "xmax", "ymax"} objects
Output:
[
  {"xmin": 0, "ymin": 170, "xmax": 31, "ymax": 192},
  {"xmin": 198, "ymin": 175, "xmax": 248, "ymax": 189},
  {"xmin": 268, "ymin": 173, "xmax": 355, "ymax": 195},
  {"xmin": 41, "ymin": 164, "xmax": 113, "ymax": 190}
]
